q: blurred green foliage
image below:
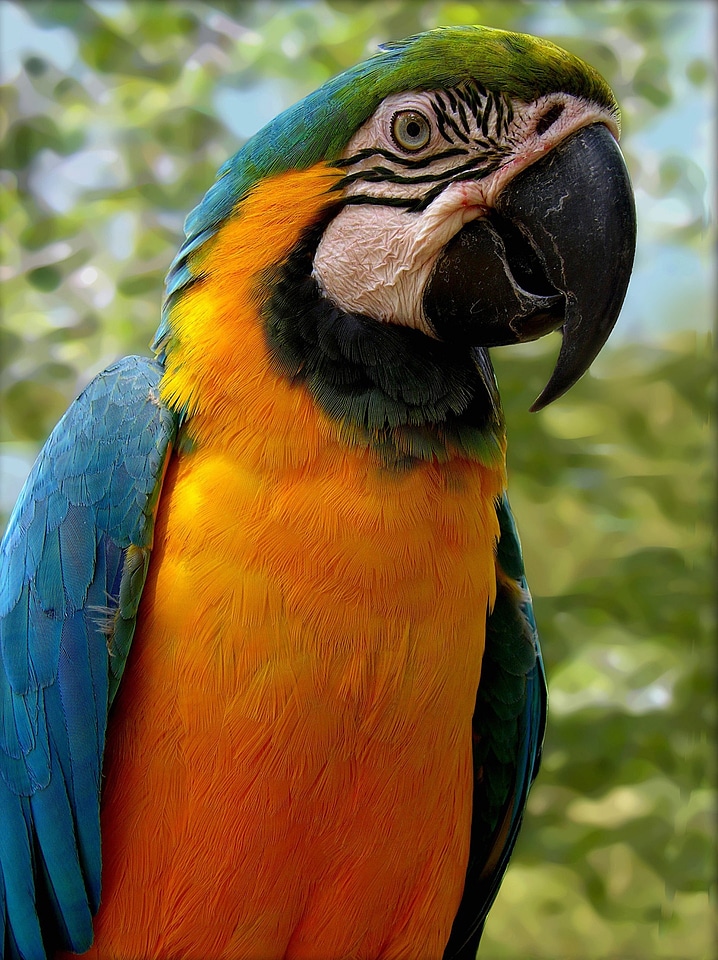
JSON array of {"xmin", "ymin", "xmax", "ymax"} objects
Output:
[{"xmin": 1, "ymin": 1, "xmax": 715, "ymax": 957}]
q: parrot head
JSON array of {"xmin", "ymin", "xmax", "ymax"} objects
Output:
[{"xmin": 159, "ymin": 24, "xmax": 635, "ymax": 442}]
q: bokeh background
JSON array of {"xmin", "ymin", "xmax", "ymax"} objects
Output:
[{"xmin": 1, "ymin": 1, "xmax": 715, "ymax": 957}]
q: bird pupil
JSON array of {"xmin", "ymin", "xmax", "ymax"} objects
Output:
[{"xmin": 407, "ymin": 121, "xmax": 421, "ymax": 138}]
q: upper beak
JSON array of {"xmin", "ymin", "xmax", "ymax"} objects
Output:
[{"xmin": 423, "ymin": 123, "xmax": 636, "ymax": 410}]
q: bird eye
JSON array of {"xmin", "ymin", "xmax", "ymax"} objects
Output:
[{"xmin": 391, "ymin": 110, "xmax": 432, "ymax": 152}]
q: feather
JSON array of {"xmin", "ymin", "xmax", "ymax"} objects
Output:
[
  {"xmin": 0, "ymin": 792, "xmax": 45, "ymax": 959},
  {"xmin": 29, "ymin": 720, "xmax": 95, "ymax": 953},
  {"xmin": 0, "ymin": 357, "xmax": 176, "ymax": 958},
  {"xmin": 445, "ymin": 493, "xmax": 546, "ymax": 958}
]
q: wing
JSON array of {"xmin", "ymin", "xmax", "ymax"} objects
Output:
[
  {"xmin": 0, "ymin": 357, "xmax": 176, "ymax": 960},
  {"xmin": 444, "ymin": 491, "xmax": 547, "ymax": 960}
]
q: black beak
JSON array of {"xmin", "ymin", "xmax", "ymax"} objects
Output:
[{"xmin": 424, "ymin": 123, "xmax": 636, "ymax": 410}]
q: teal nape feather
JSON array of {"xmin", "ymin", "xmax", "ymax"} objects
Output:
[{"xmin": 155, "ymin": 24, "xmax": 618, "ymax": 356}]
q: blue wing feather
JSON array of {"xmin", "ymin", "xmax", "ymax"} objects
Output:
[
  {"xmin": 0, "ymin": 792, "xmax": 45, "ymax": 960},
  {"xmin": 444, "ymin": 491, "xmax": 547, "ymax": 959},
  {"xmin": 0, "ymin": 356, "xmax": 176, "ymax": 959}
]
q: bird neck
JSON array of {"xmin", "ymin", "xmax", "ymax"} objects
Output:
[{"xmin": 158, "ymin": 164, "xmax": 506, "ymax": 471}]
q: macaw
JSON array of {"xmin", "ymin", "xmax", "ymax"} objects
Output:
[{"xmin": 0, "ymin": 24, "xmax": 635, "ymax": 960}]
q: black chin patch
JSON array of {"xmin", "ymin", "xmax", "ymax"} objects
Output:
[{"xmin": 259, "ymin": 222, "xmax": 505, "ymax": 465}]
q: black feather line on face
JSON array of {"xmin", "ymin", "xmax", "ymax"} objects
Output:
[
  {"xmin": 480, "ymin": 99, "xmax": 492, "ymax": 138},
  {"xmin": 429, "ymin": 99, "xmax": 455, "ymax": 144},
  {"xmin": 259, "ymin": 219, "xmax": 504, "ymax": 467},
  {"xmin": 332, "ymin": 149, "xmax": 507, "ymax": 190},
  {"xmin": 429, "ymin": 92, "xmax": 472, "ymax": 144},
  {"xmin": 456, "ymin": 99, "xmax": 470, "ymax": 135},
  {"xmin": 336, "ymin": 146, "xmax": 467, "ymax": 169},
  {"xmin": 445, "ymin": 88, "xmax": 459, "ymax": 112},
  {"xmin": 340, "ymin": 195, "xmax": 419, "ymax": 209},
  {"xmin": 452, "ymin": 80, "xmax": 508, "ymax": 141},
  {"xmin": 337, "ymin": 152, "xmax": 505, "ymax": 213},
  {"xmin": 493, "ymin": 93, "xmax": 505, "ymax": 137},
  {"xmin": 462, "ymin": 84, "xmax": 484, "ymax": 125},
  {"xmin": 504, "ymin": 98, "xmax": 514, "ymax": 127}
]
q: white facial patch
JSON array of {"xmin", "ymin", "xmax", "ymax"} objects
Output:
[
  {"xmin": 313, "ymin": 184, "xmax": 481, "ymax": 337},
  {"xmin": 312, "ymin": 88, "xmax": 619, "ymax": 334}
]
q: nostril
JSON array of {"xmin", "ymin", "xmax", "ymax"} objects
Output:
[{"xmin": 535, "ymin": 103, "xmax": 564, "ymax": 136}]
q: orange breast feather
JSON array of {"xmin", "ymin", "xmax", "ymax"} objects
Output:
[{"xmin": 68, "ymin": 167, "xmax": 506, "ymax": 960}]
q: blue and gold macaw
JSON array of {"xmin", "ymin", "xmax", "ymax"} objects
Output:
[{"xmin": 0, "ymin": 25, "xmax": 635, "ymax": 960}]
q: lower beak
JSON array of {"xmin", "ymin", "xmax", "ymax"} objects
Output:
[{"xmin": 424, "ymin": 123, "xmax": 636, "ymax": 410}]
